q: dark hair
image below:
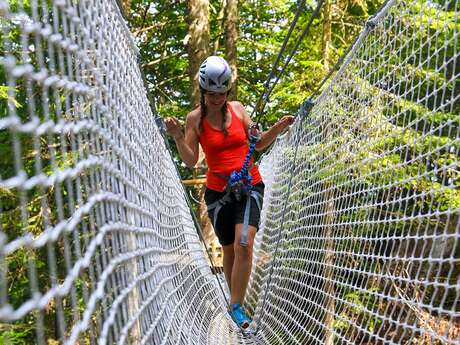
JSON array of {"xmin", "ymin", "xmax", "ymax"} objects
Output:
[{"xmin": 199, "ymin": 87, "xmax": 229, "ymax": 136}]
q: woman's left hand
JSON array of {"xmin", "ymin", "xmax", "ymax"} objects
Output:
[{"xmin": 275, "ymin": 116, "xmax": 295, "ymax": 132}]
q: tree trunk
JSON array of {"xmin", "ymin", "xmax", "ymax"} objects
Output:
[
  {"xmin": 213, "ymin": 0, "xmax": 227, "ymax": 54},
  {"xmin": 186, "ymin": 0, "xmax": 210, "ymax": 106},
  {"xmin": 322, "ymin": 0, "xmax": 332, "ymax": 71},
  {"xmin": 186, "ymin": 1, "xmax": 220, "ymax": 267},
  {"xmin": 193, "ymin": 151, "xmax": 222, "ymax": 267},
  {"xmin": 224, "ymin": 0, "xmax": 238, "ymax": 100},
  {"xmin": 122, "ymin": 0, "xmax": 131, "ymax": 19}
]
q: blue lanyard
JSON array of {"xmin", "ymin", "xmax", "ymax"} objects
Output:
[{"xmin": 229, "ymin": 128, "xmax": 260, "ymax": 191}]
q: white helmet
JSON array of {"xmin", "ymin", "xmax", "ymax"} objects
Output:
[{"xmin": 199, "ymin": 56, "xmax": 231, "ymax": 92}]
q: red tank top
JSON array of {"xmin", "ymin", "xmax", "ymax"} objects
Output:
[{"xmin": 199, "ymin": 103, "xmax": 262, "ymax": 192}]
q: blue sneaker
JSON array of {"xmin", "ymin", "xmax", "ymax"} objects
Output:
[{"xmin": 230, "ymin": 303, "xmax": 251, "ymax": 329}]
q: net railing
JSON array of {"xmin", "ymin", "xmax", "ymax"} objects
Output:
[
  {"xmin": 0, "ymin": 0, "xmax": 239, "ymax": 344},
  {"xmin": 0, "ymin": 0, "xmax": 459, "ymax": 344},
  {"xmin": 250, "ymin": 0, "xmax": 459, "ymax": 344}
]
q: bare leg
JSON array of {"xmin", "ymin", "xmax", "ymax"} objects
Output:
[
  {"xmin": 222, "ymin": 244, "xmax": 234, "ymax": 293},
  {"xmin": 230, "ymin": 224, "xmax": 257, "ymax": 305}
]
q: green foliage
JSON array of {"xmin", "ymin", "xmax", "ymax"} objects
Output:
[
  {"xmin": 6, "ymin": 0, "xmax": 32, "ymax": 13},
  {"xmin": 128, "ymin": 0, "xmax": 385, "ymax": 121},
  {"xmin": 333, "ymin": 287, "xmax": 382, "ymax": 336},
  {"xmin": 0, "ymin": 323, "xmax": 34, "ymax": 345},
  {"xmin": 0, "ymin": 86, "xmax": 22, "ymax": 110}
]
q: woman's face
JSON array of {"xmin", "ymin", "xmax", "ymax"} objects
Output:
[{"xmin": 205, "ymin": 91, "xmax": 227, "ymax": 107}]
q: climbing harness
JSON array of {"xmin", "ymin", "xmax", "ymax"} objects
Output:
[{"xmin": 206, "ymin": 125, "xmax": 263, "ymax": 246}]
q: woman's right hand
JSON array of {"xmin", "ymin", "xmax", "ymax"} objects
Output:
[{"xmin": 164, "ymin": 117, "xmax": 184, "ymax": 140}]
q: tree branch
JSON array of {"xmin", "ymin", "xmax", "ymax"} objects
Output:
[
  {"xmin": 134, "ymin": 2, "xmax": 152, "ymax": 37},
  {"xmin": 142, "ymin": 51, "xmax": 188, "ymax": 68},
  {"xmin": 148, "ymin": 73, "xmax": 188, "ymax": 88}
]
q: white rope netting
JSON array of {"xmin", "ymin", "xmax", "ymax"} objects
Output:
[
  {"xmin": 0, "ymin": 0, "xmax": 235, "ymax": 343},
  {"xmin": 252, "ymin": 1, "xmax": 459, "ymax": 344},
  {"xmin": 0, "ymin": 0, "xmax": 458, "ymax": 344}
]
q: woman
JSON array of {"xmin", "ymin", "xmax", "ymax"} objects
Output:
[{"xmin": 165, "ymin": 56, "xmax": 294, "ymax": 329}]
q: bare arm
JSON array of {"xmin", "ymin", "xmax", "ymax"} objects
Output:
[
  {"xmin": 234, "ymin": 102, "xmax": 294, "ymax": 151},
  {"xmin": 165, "ymin": 113, "xmax": 200, "ymax": 168},
  {"xmin": 254, "ymin": 116, "xmax": 294, "ymax": 151}
]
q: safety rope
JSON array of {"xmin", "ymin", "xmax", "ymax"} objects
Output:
[
  {"xmin": 250, "ymin": 0, "xmax": 308, "ymax": 121},
  {"xmin": 227, "ymin": 130, "xmax": 261, "ymax": 247},
  {"xmin": 251, "ymin": 0, "xmax": 325, "ymax": 126},
  {"xmin": 228, "ymin": 130, "xmax": 259, "ymax": 191},
  {"xmin": 310, "ymin": 0, "xmax": 392, "ymax": 101},
  {"xmin": 227, "ymin": 0, "xmax": 310, "ymax": 199}
]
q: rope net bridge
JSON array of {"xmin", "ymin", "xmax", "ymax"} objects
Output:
[{"xmin": 0, "ymin": 0, "xmax": 458, "ymax": 344}]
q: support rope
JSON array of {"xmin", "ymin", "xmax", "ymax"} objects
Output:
[{"xmin": 251, "ymin": 0, "xmax": 325, "ymax": 125}]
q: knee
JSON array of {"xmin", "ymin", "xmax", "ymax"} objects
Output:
[{"xmin": 234, "ymin": 242, "xmax": 252, "ymax": 260}]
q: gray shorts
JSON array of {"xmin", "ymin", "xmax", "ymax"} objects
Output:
[{"xmin": 204, "ymin": 182, "xmax": 264, "ymax": 246}]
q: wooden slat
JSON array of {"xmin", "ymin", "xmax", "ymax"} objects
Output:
[{"xmin": 182, "ymin": 178, "xmax": 207, "ymax": 186}]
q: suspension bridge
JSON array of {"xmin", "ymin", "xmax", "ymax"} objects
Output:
[{"xmin": 0, "ymin": 0, "xmax": 458, "ymax": 344}]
